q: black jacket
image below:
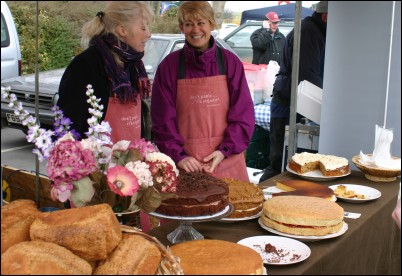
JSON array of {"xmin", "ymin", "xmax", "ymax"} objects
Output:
[
  {"xmin": 250, "ymin": 27, "xmax": 286, "ymax": 65},
  {"xmin": 57, "ymin": 46, "xmax": 147, "ymax": 139},
  {"xmin": 271, "ymin": 12, "xmax": 327, "ymax": 117}
]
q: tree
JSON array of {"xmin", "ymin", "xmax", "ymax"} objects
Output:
[{"xmin": 212, "ymin": 1, "xmax": 226, "ymax": 29}]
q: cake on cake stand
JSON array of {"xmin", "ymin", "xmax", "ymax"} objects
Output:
[{"xmin": 148, "ymin": 204, "xmax": 233, "ymax": 244}]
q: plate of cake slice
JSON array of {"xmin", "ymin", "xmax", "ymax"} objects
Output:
[
  {"xmin": 286, "ymin": 165, "xmax": 351, "ymax": 181},
  {"xmin": 329, "ymin": 184, "xmax": 381, "ymax": 203},
  {"xmin": 286, "ymin": 152, "xmax": 351, "ymax": 181},
  {"xmin": 237, "ymin": 236, "xmax": 311, "ymax": 265},
  {"xmin": 263, "ymin": 179, "xmax": 337, "ymax": 201}
]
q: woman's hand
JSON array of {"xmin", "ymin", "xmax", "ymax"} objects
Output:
[
  {"xmin": 177, "ymin": 156, "xmax": 204, "ymax": 173},
  {"xmin": 202, "ymin": 151, "xmax": 225, "ymax": 174}
]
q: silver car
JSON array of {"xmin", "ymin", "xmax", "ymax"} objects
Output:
[{"xmin": 1, "ymin": 34, "xmax": 235, "ymax": 132}]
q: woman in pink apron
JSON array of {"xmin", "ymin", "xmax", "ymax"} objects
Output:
[
  {"xmin": 57, "ymin": 2, "xmax": 154, "ymax": 223},
  {"xmin": 151, "ymin": 2, "xmax": 255, "ymax": 191},
  {"xmin": 58, "ymin": 2, "xmax": 153, "ymax": 142}
]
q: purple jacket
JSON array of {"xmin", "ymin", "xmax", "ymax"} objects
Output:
[{"xmin": 151, "ymin": 37, "xmax": 255, "ymax": 163}]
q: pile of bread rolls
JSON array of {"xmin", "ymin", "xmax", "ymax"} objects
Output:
[{"xmin": 1, "ymin": 200, "xmax": 161, "ymax": 275}]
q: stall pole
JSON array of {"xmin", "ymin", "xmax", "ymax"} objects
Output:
[
  {"xmin": 34, "ymin": 1, "xmax": 41, "ymax": 208},
  {"xmin": 287, "ymin": 2, "xmax": 303, "ymax": 162},
  {"xmin": 383, "ymin": 1, "xmax": 395, "ymax": 128}
]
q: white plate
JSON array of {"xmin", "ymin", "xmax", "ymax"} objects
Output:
[
  {"xmin": 329, "ymin": 184, "xmax": 381, "ymax": 203},
  {"xmin": 258, "ymin": 218, "xmax": 348, "ymax": 242},
  {"xmin": 220, "ymin": 210, "xmax": 262, "ymax": 222},
  {"xmin": 286, "ymin": 165, "xmax": 351, "ymax": 181},
  {"xmin": 148, "ymin": 204, "xmax": 233, "ymax": 221},
  {"xmin": 237, "ymin": 236, "xmax": 311, "ymax": 265},
  {"xmin": 262, "ymin": 186, "xmax": 337, "ymax": 202}
]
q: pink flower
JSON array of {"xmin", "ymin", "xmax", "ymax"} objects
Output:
[
  {"xmin": 47, "ymin": 139, "xmax": 97, "ymax": 194},
  {"xmin": 131, "ymin": 138, "xmax": 157, "ymax": 158},
  {"xmin": 106, "ymin": 165, "xmax": 140, "ymax": 196}
]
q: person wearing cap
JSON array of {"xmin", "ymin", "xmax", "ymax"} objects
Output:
[
  {"xmin": 259, "ymin": 1, "xmax": 328, "ymax": 183},
  {"xmin": 250, "ymin": 11, "xmax": 286, "ymax": 65}
]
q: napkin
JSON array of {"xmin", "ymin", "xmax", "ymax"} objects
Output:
[
  {"xmin": 344, "ymin": 212, "xmax": 361, "ymax": 219},
  {"xmin": 360, "ymin": 125, "xmax": 401, "ymax": 170}
]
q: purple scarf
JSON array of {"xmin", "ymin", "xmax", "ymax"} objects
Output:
[{"xmin": 91, "ymin": 34, "xmax": 150, "ymax": 103}]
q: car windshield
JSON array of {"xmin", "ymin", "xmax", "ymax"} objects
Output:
[{"xmin": 143, "ymin": 39, "xmax": 171, "ymax": 75}]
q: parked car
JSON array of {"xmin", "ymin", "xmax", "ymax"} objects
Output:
[
  {"xmin": 1, "ymin": 34, "xmax": 235, "ymax": 133},
  {"xmin": 223, "ymin": 21, "xmax": 294, "ymax": 63},
  {"xmin": 1, "ymin": 1, "xmax": 22, "ymax": 80}
]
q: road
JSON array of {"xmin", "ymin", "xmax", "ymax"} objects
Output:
[{"xmin": 1, "ymin": 127, "xmax": 48, "ymax": 175}]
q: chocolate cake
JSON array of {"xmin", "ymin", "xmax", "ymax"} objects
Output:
[{"xmin": 155, "ymin": 172, "xmax": 229, "ymax": 217}]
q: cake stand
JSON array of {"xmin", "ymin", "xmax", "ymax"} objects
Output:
[{"xmin": 148, "ymin": 204, "xmax": 233, "ymax": 244}]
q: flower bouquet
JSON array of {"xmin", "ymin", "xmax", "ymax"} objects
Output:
[{"xmin": 1, "ymin": 85, "xmax": 178, "ymax": 213}]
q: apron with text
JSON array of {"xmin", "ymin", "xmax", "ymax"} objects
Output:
[
  {"xmin": 176, "ymin": 49, "xmax": 249, "ymax": 182},
  {"xmin": 104, "ymin": 96, "xmax": 141, "ymax": 143}
]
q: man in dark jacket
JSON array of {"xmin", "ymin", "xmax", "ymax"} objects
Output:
[
  {"xmin": 250, "ymin": 12, "xmax": 286, "ymax": 65},
  {"xmin": 259, "ymin": 1, "xmax": 328, "ymax": 182}
]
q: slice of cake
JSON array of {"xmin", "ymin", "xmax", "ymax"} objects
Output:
[
  {"xmin": 274, "ymin": 179, "xmax": 335, "ymax": 200},
  {"xmin": 223, "ymin": 178, "xmax": 264, "ymax": 218},
  {"xmin": 154, "ymin": 172, "xmax": 229, "ymax": 217},
  {"xmin": 289, "ymin": 152, "xmax": 349, "ymax": 176}
]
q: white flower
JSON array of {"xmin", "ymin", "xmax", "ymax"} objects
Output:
[{"xmin": 125, "ymin": 161, "xmax": 153, "ymax": 189}]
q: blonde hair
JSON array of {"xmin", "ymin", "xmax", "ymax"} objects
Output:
[
  {"xmin": 177, "ymin": 1, "xmax": 218, "ymax": 30},
  {"xmin": 81, "ymin": 1, "xmax": 154, "ymax": 49}
]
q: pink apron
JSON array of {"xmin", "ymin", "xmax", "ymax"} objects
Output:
[
  {"xmin": 104, "ymin": 96, "xmax": 141, "ymax": 143},
  {"xmin": 104, "ymin": 96, "xmax": 150, "ymax": 229},
  {"xmin": 176, "ymin": 75, "xmax": 249, "ymax": 182}
]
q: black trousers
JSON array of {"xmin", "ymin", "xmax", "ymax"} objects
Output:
[{"xmin": 268, "ymin": 117, "xmax": 289, "ymax": 172}]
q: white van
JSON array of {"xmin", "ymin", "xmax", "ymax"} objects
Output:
[{"xmin": 1, "ymin": 1, "xmax": 21, "ymax": 80}]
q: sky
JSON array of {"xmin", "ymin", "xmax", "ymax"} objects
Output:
[{"xmin": 225, "ymin": 1, "xmax": 319, "ymax": 13}]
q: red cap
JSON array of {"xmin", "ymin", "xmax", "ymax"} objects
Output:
[{"xmin": 266, "ymin": 12, "xmax": 280, "ymax": 22}]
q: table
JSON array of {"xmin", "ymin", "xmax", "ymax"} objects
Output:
[{"xmin": 147, "ymin": 171, "xmax": 401, "ymax": 275}]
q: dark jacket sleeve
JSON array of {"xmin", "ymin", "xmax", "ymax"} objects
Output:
[{"xmin": 57, "ymin": 48, "xmax": 110, "ymax": 138}]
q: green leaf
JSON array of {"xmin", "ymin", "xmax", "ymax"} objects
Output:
[
  {"xmin": 135, "ymin": 187, "xmax": 178, "ymax": 213},
  {"xmin": 70, "ymin": 176, "xmax": 95, "ymax": 207}
]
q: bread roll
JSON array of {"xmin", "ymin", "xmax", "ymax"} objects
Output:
[
  {"xmin": 1, "ymin": 199, "xmax": 39, "ymax": 253},
  {"xmin": 1, "ymin": 241, "xmax": 92, "ymax": 275},
  {"xmin": 30, "ymin": 204, "xmax": 122, "ymax": 262},
  {"xmin": 171, "ymin": 239, "xmax": 264, "ymax": 275},
  {"xmin": 94, "ymin": 233, "xmax": 161, "ymax": 275}
]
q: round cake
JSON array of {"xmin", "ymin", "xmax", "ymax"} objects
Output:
[
  {"xmin": 261, "ymin": 196, "xmax": 344, "ymax": 236},
  {"xmin": 170, "ymin": 240, "xmax": 264, "ymax": 275},
  {"xmin": 223, "ymin": 178, "xmax": 264, "ymax": 218},
  {"xmin": 274, "ymin": 179, "xmax": 335, "ymax": 200},
  {"xmin": 154, "ymin": 172, "xmax": 229, "ymax": 217},
  {"xmin": 289, "ymin": 152, "xmax": 349, "ymax": 176}
]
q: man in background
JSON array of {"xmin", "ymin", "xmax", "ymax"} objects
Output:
[
  {"xmin": 250, "ymin": 11, "xmax": 286, "ymax": 65},
  {"xmin": 259, "ymin": 1, "xmax": 328, "ymax": 182}
]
